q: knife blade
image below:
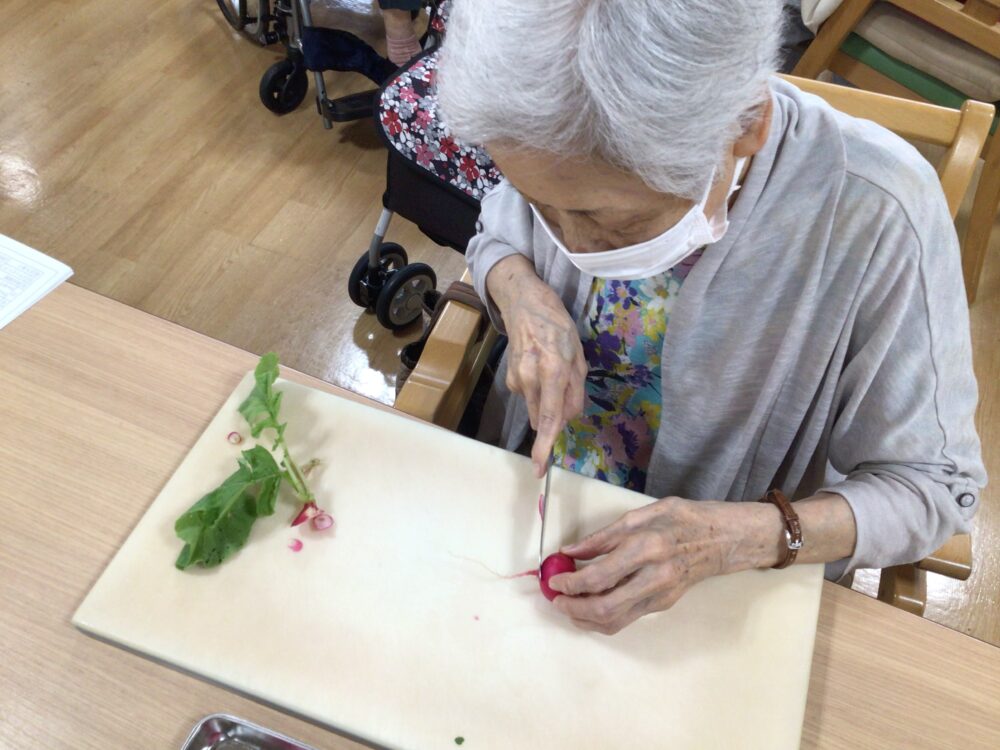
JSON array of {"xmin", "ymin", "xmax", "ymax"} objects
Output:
[{"xmin": 538, "ymin": 453, "xmax": 554, "ymax": 572}]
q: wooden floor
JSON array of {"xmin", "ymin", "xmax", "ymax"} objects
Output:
[
  {"xmin": 1, "ymin": 0, "xmax": 998, "ymax": 646},
  {"xmin": 0, "ymin": 0, "xmax": 465, "ymax": 405}
]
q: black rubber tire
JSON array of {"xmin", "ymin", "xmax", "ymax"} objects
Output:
[
  {"xmin": 216, "ymin": 0, "xmax": 246, "ymax": 30},
  {"xmin": 348, "ymin": 243, "xmax": 408, "ymax": 308},
  {"xmin": 375, "ymin": 263, "xmax": 437, "ymax": 330},
  {"xmin": 259, "ymin": 60, "xmax": 308, "ymax": 115}
]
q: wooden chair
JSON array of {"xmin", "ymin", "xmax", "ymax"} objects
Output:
[
  {"xmin": 394, "ymin": 75, "xmax": 993, "ymax": 616},
  {"xmin": 793, "ymin": 0, "xmax": 1000, "ymax": 303},
  {"xmin": 393, "ymin": 273, "xmax": 499, "ymax": 432}
]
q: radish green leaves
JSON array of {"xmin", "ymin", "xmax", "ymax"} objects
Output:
[
  {"xmin": 238, "ymin": 352, "xmax": 286, "ymax": 442},
  {"xmin": 174, "ymin": 354, "xmax": 326, "ymax": 570},
  {"xmin": 174, "ymin": 446, "xmax": 283, "ymax": 569}
]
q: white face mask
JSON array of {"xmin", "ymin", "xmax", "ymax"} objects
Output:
[{"xmin": 530, "ymin": 157, "xmax": 747, "ymax": 279}]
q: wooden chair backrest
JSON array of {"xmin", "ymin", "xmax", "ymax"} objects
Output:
[
  {"xmin": 795, "ymin": 0, "xmax": 999, "ymax": 74},
  {"xmin": 781, "ymin": 74, "xmax": 995, "ymax": 217},
  {"xmin": 893, "ymin": 0, "xmax": 1000, "ymax": 55}
]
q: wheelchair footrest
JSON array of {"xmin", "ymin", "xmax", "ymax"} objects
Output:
[{"xmin": 321, "ymin": 90, "xmax": 377, "ymax": 122}]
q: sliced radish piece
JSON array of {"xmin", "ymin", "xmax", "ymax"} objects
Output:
[
  {"xmin": 311, "ymin": 512, "xmax": 334, "ymax": 531},
  {"xmin": 292, "ymin": 501, "xmax": 319, "ymax": 526}
]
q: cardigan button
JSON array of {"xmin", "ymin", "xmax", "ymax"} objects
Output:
[{"xmin": 957, "ymin": 493, "xmax": 976, "ymax": 508}]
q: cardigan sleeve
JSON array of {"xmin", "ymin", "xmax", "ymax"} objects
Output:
[
  {"xmin": 820, "ymin": 181, "xmax": 986, "ymax": 572},
  {"xmin": 464, "ymin": 180, "xmax": 539, "ymax": 335}
]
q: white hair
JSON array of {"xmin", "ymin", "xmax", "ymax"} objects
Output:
[{"xmin": 437, "ymin": 0, "xmax": 783, "ymax": 199}]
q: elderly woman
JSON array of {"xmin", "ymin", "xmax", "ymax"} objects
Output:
[{"xmin": 435, "ymin": 0, "xmax": 986, "ymax": 634}]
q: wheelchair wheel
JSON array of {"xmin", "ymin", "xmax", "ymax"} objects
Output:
[
  {"xmin": 348, "ymin": 243, "xmax": 408, "ymax": 308},
  {"xmin": 216, "ymin": 0, "xmax": 246, "ymax": 30},
  {"xmin": 260, "ymin": 59, "xmax": 308, "ymax": 114},
  {"xmin": 375, "ymin": 263, "xmax": 437, "ymax": 330},
  {"xmin": 217, "ymin": 0, "xmax": 265, "ymax": 36}
]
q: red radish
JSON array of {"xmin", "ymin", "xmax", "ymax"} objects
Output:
[
  {"xmin": 539, "ymin": 552, "xmax": 576, "ymax": 601},
  {"xmin": 226, "ymin": 431, "xmax": 243, "ymax": 445},
  {"xmin": 292, "ymin": 501, "xmax": 319, "ymax": 527},
  {"xmin": 288, "ymin": 539, "xmax": 303, "ymax": 552}
]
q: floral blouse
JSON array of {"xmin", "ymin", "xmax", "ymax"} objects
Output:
[{"xmin": 554, "ymin": 252, "xmax": 702, "ymax": 492}]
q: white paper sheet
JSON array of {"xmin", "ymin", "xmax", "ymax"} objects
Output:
[{"xmin": 0, "ymin": 234, "xmax": 73, "ymax": 329}]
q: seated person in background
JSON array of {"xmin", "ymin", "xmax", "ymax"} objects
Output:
[{"xmin": 436, "ymin": 0, "xmax": 986, "ymax": 634}]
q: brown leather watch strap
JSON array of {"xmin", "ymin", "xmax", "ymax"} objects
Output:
[{"xmin": 758, "ymin": 489, "xmax": 802, "ymax": 569}]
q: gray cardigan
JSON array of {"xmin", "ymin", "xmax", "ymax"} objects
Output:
[{"xmin": 465, "ymin": 78, "xmax": 986, "ymax": 578}]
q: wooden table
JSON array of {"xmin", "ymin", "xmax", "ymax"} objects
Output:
[{"xmin": 2, "ymin": 284, "xmax": 999, "ymax": 749}]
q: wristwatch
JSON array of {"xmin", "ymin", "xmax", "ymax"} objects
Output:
[{"xmin": 758, "ymin": 489, "xmax": 802, "ymax": 569}]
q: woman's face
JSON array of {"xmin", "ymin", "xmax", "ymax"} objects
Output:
[
  {"xmin": 488, "ymin": 146, "xmax": 698, "ymax": 253},
  {"xmin": 487, "ymin": 99, "xmax": 773, "ymax": 254}
]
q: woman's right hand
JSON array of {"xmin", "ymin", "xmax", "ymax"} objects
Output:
[{"xmin": 487, "ymin": 255, "xmax": 587, "ymax": 477}]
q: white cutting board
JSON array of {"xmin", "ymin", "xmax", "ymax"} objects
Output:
[{"xmin": 74, "ymin": 373, "xmax": 822, "ymax": 750}]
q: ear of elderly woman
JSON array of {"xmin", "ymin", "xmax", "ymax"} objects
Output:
[{"xmin": 437, "ymin": 0, "xmax": 986, "ymax": 635}]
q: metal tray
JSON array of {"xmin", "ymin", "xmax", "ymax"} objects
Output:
[{"xmin": 182, "ymin": 714, "xmax": 321, "ymax": 750}]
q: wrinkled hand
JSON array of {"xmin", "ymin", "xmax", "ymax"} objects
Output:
[
  {"xmin": 500, "ymin": 273, "xmax": 586, "ymax": 476},
  {"xmin": 547, "ymin": 497, "xmax": 759, "ymax": 635}
]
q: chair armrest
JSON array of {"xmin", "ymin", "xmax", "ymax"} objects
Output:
[
  {"xmin": 915, "ymin": 533, "xmax": 972, "ymax": 580},
  {"xmin": 877, "ymin": 534, "xmax": 972, "ymax": 616},
  {"xmin": 394, "ymin": 270, "xmax": 496, "ymax": 429}
]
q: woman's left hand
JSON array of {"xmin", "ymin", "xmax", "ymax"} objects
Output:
[{"xmin": 547, "ymin": 497, "xmax": 781, "ymax": 635}]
